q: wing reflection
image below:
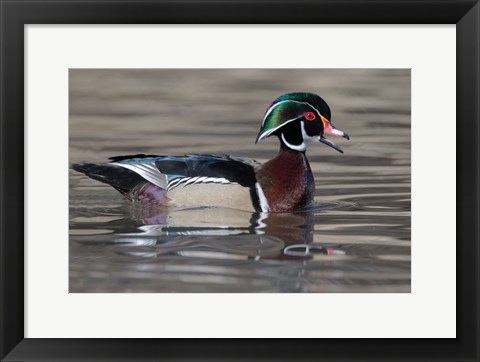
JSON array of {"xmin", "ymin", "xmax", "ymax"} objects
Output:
[{"xmin": 103, "ymin": 203, "xmax": 347, "ymax": 261}]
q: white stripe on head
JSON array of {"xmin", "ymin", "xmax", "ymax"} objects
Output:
[
  {"xmin": 257, "ymin": 115, "xmax": 303, "ymax": 142},
  {"xmin": 302, "ymin": 101, "xmax": 324, "ymax": 121},
  {"xmin": 259, "ymin": 100, "xmax": 327, "ymax": 142},
  {"xmin": 262, "ymin": 100, "xmax": 325, "ymax": 126},
  {"xmin": 262, "ymin": 100, "xmax": 295, "ymax": 126}
]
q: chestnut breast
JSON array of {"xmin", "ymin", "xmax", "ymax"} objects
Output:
[{"xmin": 256, "ymin": 150, "xmax": 315, "ymax": 212}]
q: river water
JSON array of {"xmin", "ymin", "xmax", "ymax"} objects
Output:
[{"xmin": 69, "ymin": 69, "xmax": 410, "ymax": 292}]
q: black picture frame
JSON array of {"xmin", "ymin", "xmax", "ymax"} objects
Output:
[{"xmin": 1, "ymin": 1, "xmax": 478, "ymax": 361}]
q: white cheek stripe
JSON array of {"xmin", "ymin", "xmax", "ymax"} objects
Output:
[
  {"xmin": 262, "ymin": 100, "xmax": 296, "ymax": 125},
  {"xmin": 281, "ymin": 132, "xmax": 307, "ymax": 152},
  {"xmin": 255, "ymin": 182, "xmax": 269, "ymax": 213}
]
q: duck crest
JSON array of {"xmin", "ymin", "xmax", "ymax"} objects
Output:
[{"xmin": 256, "ymin": 149, "xmax": 315, "ymax": 212}]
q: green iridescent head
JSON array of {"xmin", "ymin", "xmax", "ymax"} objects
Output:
[{"xmin": 255, "ymin": 92, "xmax": 349, "ymax": 153}]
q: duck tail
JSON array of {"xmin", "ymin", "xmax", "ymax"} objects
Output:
[{"xmin": 72, "ymin": 162, "xmax": 148, "ymax": 197}]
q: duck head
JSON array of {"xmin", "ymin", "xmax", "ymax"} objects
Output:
[{"xmin": 256, "ymin": 92, "xmax": 349, "ymax": 153}]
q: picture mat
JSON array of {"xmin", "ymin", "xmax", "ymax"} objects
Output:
[{"xmin": 25, "ymin": 25, "xmax": 455, "ymax": 338}]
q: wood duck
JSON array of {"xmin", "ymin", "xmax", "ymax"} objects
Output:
[{"xmin": 73, "ymin": 92, "xmax": 349, "ymax": 213}]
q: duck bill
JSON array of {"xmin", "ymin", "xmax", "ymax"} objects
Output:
[
  {"xmin": 320, "ymin": 121, "xmax": 349, "ymax": 153},
  {"xmin": 319, "ymin": 136, "xmax": 344, "ymax": 153}
]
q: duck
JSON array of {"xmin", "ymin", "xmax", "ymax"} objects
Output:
[{"xmin": 73, "ymin": 92, "xmax": 349, "ymax": 213}]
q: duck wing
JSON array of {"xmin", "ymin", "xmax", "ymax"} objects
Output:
[
  {"xmin": 74, "ymin": 153, "xmax": 259, "ymax": 195},
  {"xmin": 154, "ymin": 154, "xmax": 259, "ymax": 190}
]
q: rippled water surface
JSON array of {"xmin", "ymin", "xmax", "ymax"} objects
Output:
[{"xmin": 69, "ymin": 69, "xmax": 410, "ymax": 292}]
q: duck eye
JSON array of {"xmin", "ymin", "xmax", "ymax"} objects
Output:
[{"xmin": 305, "ymin": 112, "xmax": 316, "ymax": 121}]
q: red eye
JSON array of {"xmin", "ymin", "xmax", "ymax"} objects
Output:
[{"xmin": 305, "ymin": 112, "xmax": 316, "ymax": 121}]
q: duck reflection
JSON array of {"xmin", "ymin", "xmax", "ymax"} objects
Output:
[{"xmin": 105, "ymin": 203, "xmax": 346, "ymax": 261}]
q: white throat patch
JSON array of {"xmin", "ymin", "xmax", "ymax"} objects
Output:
[
  {"xmin": 301, "ymin": 121, "xmax": 321, "ymax": 144},
  {"xmin": 280, "ymin": 121, "xmax": 320, "ymax": 152},
  {"xmin": 281, "ymin": 132, "xmax": 307, "ymax": 152}
]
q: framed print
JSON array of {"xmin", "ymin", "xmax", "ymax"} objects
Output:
[{"xmin": 1, "ymin": 1, "xmax": 479, "ymax": 361}]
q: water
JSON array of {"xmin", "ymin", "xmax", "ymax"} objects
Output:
[{"xmin": 69, "ymin": 69, "xmax": 411, "ymax": 292}]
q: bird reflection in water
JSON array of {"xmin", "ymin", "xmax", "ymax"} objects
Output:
[{"xmin": 106, "ymin": 202, "xmax": 347, "ymax": 261}]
